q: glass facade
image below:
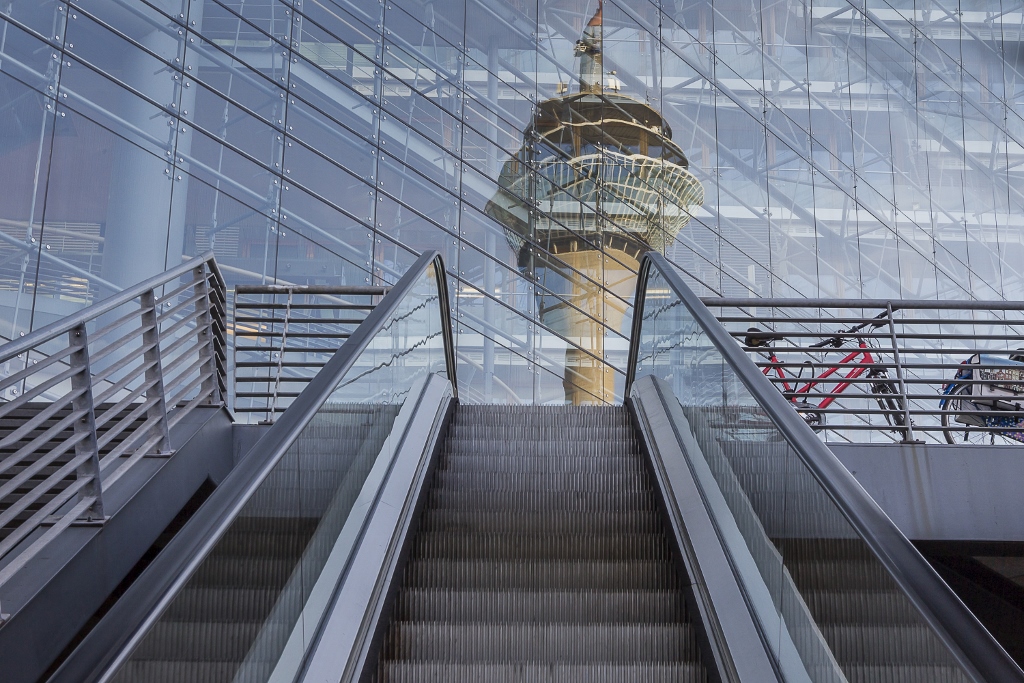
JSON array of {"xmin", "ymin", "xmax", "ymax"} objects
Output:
[{"xmin": 1, "ymin": 0, "xmax": 1021, "ymax": 404}]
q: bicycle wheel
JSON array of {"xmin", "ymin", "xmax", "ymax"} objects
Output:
[
  {"xmin": 941, "ymin": 382, "xmax": 996, "ymax": 445},
  {"xmin": 869, "ymin": 372, "xmax": 908, "ymax": 437}
]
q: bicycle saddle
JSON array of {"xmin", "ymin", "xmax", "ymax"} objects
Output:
[{"xmin": 743, "ymin": 327, "xmax": 786, "ymax": 348}]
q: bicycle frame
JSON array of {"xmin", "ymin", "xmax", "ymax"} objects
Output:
[{"xmin": 761, "ymin": 340, "xmax": 874, "ymax": 410}]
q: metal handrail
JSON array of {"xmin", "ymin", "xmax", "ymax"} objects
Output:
[
  {"xmin": 702, "ymin": 296, "xmax": 1024, "ymax": 311},
  {"xmin": 231, "ymin": 284, "xmax": 390, "ymax": 420},
  {"xmin": 699, "ymin": 296, "xmax": 1024, "ymax": 443},
  {"xmin": 48, "ymin": 250, "xmax": 456, "ymax": 683},
  {"xmin": 0, "ymin": 252, "xmax": 226, "ymax": 606},
  {"xmin": 626, "ymin": 252, "xmax": 1024, "ymax": 683}
]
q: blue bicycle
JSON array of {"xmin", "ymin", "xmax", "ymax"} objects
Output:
[{"xmin": 940, "ymin": 353, "xmax": 1024, "ymax": 444}]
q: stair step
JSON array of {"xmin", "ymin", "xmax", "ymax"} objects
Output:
[
  {"xmin": 402, "ymin": 559, "xmax": 680, "ymax": 590},
  {"xmin": 377, "ymin": 661, "xmax": 707, "ymax": 683},
  {"xmin": 133, "ymin": 621, "xmax": 287, "ymax": 661},
  {"xmin": 821, "ymin": 624, "xmax": 959, "ymax": 665},
  {"xmin": 438, "ymin": 453, "xmax": 644, "ymax": 473},
  {"xmin": 783, "ymin": 559, "xmax": 896, "ymax": 590},
  {"xmin": 419, "ymin": 509, "xmax": 663, "ymax": 535},
  {"xmin": 802, "ymin": 590, "xmax": 921, "ymax": 624},
  {"xmin": 394, "ymin": 589, "xmax": 687, "ymax": 623},
  {"xmin": 163, "ymin": 587, "xmax": 282, "ymax": 622},
  {"xmin": 113, "ymin": 660, "xmax": 267, "ymax": 683},
  {"xmin": 411, "ymin": 533, "xmax": 672, "ymax": 561},
  {"xmin": 382, "ymin": 622, "xmax": 700, "ymax": 661},
  {"xmin": 840, "ymin": 664, "xmax": 971, "ymax": 683},
  {"xmin": 425, "ymin": 489, "xmax": 660, "ymax": 511},
  {"xmin": 433, "ymin": 470, "xmax": 654, "ymax": 493}
]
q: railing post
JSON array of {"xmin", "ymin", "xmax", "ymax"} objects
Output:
[
  {"xmin": 193, "ymin": 264, "xmax": 222, "ymax": 406},
  {"xmin": 68, "ymin": 323, "xmax": 104, "ymax": 521},
  {"xmin": 140, "ymin": 289, "xmax": 172, "ymax": 455},
  {"xmin": 885, "ymin": 302, "xmax": 918, "ymax": 443}
]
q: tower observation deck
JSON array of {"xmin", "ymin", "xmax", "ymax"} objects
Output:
[{"xmin": 486, "ymin": 1, "xmax": 704, "ymax": 404}]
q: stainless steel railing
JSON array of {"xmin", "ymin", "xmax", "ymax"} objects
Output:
[
  {"xmin": 703, "ymin": 297, "xmax": 1024, "ymax": 444},
  {"xmin": 231, "ymin": 285, "xmax": 388, "ymax": 422},
  {"xmin": 0, "ymin": 253, "xmax": 226, "ymax": 601}
]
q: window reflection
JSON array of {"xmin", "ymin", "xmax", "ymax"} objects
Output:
[{"xmin": 0, "ymin": 0, "xmax": 1019, "ymax": 404}]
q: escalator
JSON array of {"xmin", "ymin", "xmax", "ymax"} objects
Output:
[
  {"xmin": 373, "ymin": 405, "xmax": 708, "ymax": 682},
  {"xmin": 46, "ymin": 249, "xmax": 1024, "ymax": 683}
]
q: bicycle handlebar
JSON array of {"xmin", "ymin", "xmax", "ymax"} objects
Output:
[{"xmin": 747, "ymin": 309, "xmax": 897, "ymax": 350}]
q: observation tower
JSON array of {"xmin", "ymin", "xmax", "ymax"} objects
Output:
[{"xmin": 486, "ymin": 2, "xmax": 704, "ymax": 404}]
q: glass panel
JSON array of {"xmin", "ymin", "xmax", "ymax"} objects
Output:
[
  {"xmin": 632, "ymin": 265, "xmax": 972, "ymax": 682},
  {"xmin": 110, "ymin": 259, "xmax": 449, "ymax": 683}
]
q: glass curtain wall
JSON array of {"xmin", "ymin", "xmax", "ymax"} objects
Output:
[{"xmin": 0, "ymin": 0, "xmax": 1021, "ymax": 404}]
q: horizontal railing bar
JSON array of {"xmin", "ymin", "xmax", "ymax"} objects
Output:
[
  {"xmin": 166, "ymin": 385, "xmax": 215, "ymax": 430},
  {"xmin": 0, "ymin": 427, "xmax": 90, "ymax": 500},
  {"xmin": 92, "ymin": 362, "xmax": 158, "ymax": 409},
  {"xmin": 234, "ymin": 361, "xmax": 329, "ymax": 369},
  {"xmin": 0, "ymin": 346, "xmax": 78, "ymax": 391},
  {"xmin": 99, "ymin": 413, "xmax": 164, "ymax": 469},
  {"xmin": 791, "ymin": 406, "xmax": 1024, "ymax": 419},
  {"xmin": 733, "ymin": 334, "xmax": 1024, "ymax": 345},
  {"xmin": 157, "ymin": 298, "xmax": 206, "ymax": 331},
  {"xmin": 232, "ymin": 324, "xmax": 361, "ymax": 333},
  {"xmin": 234, "ymin": 391, "xmax": 304, "ymax": 399},
  {"xmin": 703, "ymin": 297, "xmax": 1024, "ymax": 311},
  {"xmin": 156, "ymin": 323, "xmax": 209, "ymax": 366},
  {"xmin": 90, "ymin": 343, "xmax": 156, "ymax": 387},
  {"xmin": 0, "ymin": 368, "xmax": 85, "ymax": 417},
  {"xmin": 0, "ymin": 486, "xmax": 98, "ymax": 570},
  {"xmin": 231, "ymin": 315, "xmax": 363, "ymax": 324},
  {"xmin": 817, "ymin": 424, "xmax": 1021, "ymax": 433},
  {"xmin": 233, "ymin": 332, "xmax": 352, "ymax": 340},
  {"xmin": 155, "ymin": 339, "xmax": 205, "ymax": 382},
  {"xmin": 0, "ymin": 394, "xmax": 81, "ymax": 453},
  {"xmin": 0, "ymin": 496, "xmax": 100, "ymax": 582},
  {"xmin": 90, "ymin": 305, "xmax": 155, "ymax": 344},
  {"xmin": 233, "ymin": 345, "xmax": 335, "ymax": 353},
  {"xmin": 234, "ymin": 376, "xmax": 316, "ymax": 385},
  {"xmin": 717, "ymin": 316, "xmax": 1024, "ymax": 327},
  {"xmin": 745, "ymin": 345, "xmax": 1024, "ymax": 356},
  {"xmin": 160, "ymin": 350, "xmax": 209, "ymax": 393},
  {"xmin": 756, "ymin": 355, "xmax": 1023, "ymax": 363},
  {"xmin": 0, "ymin": 253, "xmax": 217, "ymax": 364},
  {"xmin": 233, "ymin": 303, "xmax": 374, "ymax": 312},
  {"xmin": 164, "ymin": 367, "xmax": 214, "ymax": 409},
  {"xmin": 0, "ymin": 446, "xmax": 93, "ymax": 530},
  {"xmin": 234, "ymin": 285, "xmax": 388, "ymax": 295},
  {"xmin": 87, "ymin": 336, "xmax": 152, "ymax": 377},
  {"xmin": 94, "ymin": 392, "xmax": 159, "ymax": 449},
  {"xmin": 233, "ymin": 348, "xmax": 340, "ymax": 356},
  {"xmin": 155, "ymin": 305, "xmax": 206, "ymax": 341},
  {"xmin": 232, "ymin": 314, "xmax": 367, "ymax": 324},
  {"xmin": 0, "ymin": 424, "xmax": 82, "ymax": 483},
  {"xmin": 758, "ymin": 372, "xmax": 1021, "ymax": 385},
  {"xmin": 100, "ymin": 430, "xmax": 167, "ymax": 492},
  {"xmin": 155, "ymin": 279, "xmax": 202, "ymax": 309}
]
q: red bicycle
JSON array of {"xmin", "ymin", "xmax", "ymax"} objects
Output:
[{"xmin": 743, "ymin": 317, "xmax": 908, "ymax": 435}]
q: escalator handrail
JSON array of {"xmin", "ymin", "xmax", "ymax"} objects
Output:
[
  {"xmin": 49, "ymin": 250, "xmax": 456, "ymax": 683},
  {"xmin": 625, "ymin": 252, "xmax": 1024, "ymax": 683}
]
